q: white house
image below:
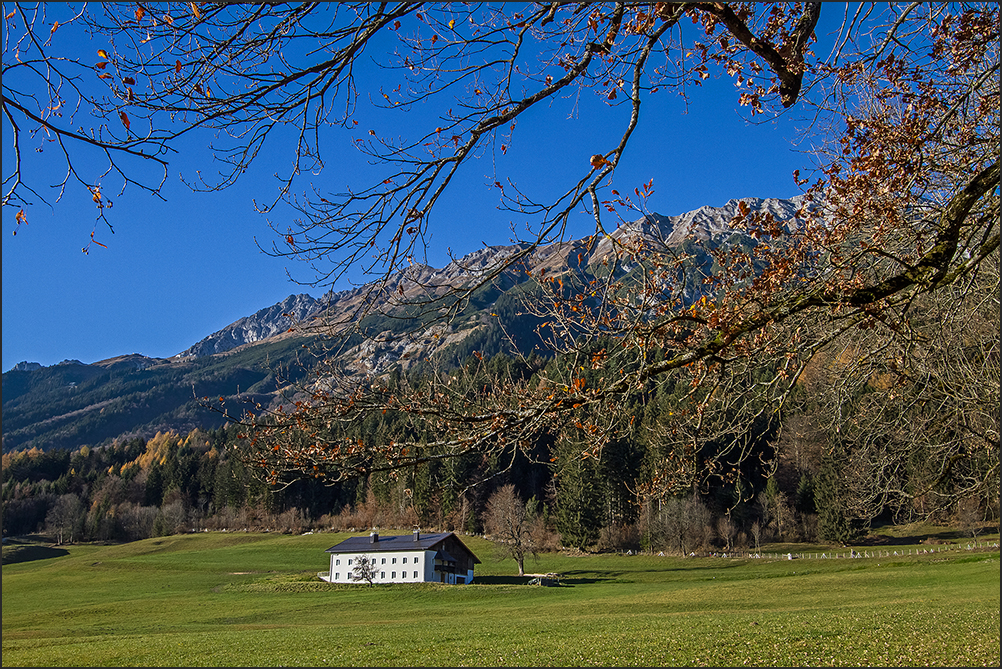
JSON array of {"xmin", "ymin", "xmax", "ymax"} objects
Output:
[{"xmin": 320, "ymin": 530, "xmax": 480, "ymax": 585}]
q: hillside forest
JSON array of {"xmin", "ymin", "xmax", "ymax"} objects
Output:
[
  {"xmin": 3, "ymin": 4, "xmax": 999, "ymax": 552},
  {"xmin": 3, "ymin": 330, "xmax": 996, "ymax": 554}
]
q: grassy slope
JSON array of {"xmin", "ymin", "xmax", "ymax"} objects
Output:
[{"xmin": 2, "ymin": 531, "xmax": 999, "ymax": 667}]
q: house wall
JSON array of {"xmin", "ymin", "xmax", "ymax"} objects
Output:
[
  {"xmin": 325, "ymin": 549, "xmax": 431, "ymax": 584},
  {"xmin": 440, "ymin": 534, "xmax": 478, "ymax": 577}
]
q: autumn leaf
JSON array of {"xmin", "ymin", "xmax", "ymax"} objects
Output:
[
  {"xmin": 97, "ymin": 49, "xmax": 109, "ymax": 59},
  {"xmin": 119, "ymin": 111, "xmax": 130, "ymax": 131},
  {"xmin": 15, "ymin": 209, "xmax": 27, "ymax": 225},
  {"xmin": 50, "ymin": 21, "xmax": 59, "ymax": 34},
  {"xmin": 590, "ymin": 154, "xmax": 610, "ymax": 168},
  {"xmin": 135, "ymin": 5, "xmax": 146, "ymax": 22},
  {"xmin": 175, "ymin": 60, "xmax": 182, "ymax": 73},
  {"xmin": 5, "ymin": 10, "xmax": 14, "ymax": 20},
  {"xmin": 122, "ymin": 76, "xmax": 136, "ymax": 86},
  {"xmin": 448, "ymin": 19, "xmax": 456, "ymax": 29},
  {"xmin": 189, "ymin": 2, "xmax": 201, "ymax": 19},
  {"xmin": 95, "ymin": 61, "xmax": 109, "ymax": 70}
]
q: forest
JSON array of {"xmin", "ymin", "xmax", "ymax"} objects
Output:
[
  {"xmin": 3, "ymin": 333, "xmax": 995, "ymax": 554},
  {"xmin": 3, "ymin": 3, "xmax": 998, "ymax": 553}
]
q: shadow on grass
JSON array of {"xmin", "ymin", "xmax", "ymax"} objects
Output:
[
  {"xmin": 2, "ymin": 543, "xmax": 70, "ymax": 565},
  {"xmin": 861, "ymin": 526, "xmax": 999, "ymax": 546},
  {"xmin": 474, "ymin": 575, "xmax": 533, "ymax": 585},
  {"xmin": 475, "ymin": 575, "xmax": 583, "ymax": 587}
]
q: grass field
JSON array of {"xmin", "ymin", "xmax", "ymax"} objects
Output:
[{"xmin": 2, "ymin": 527, "xmax": 999, "ymax": 667}]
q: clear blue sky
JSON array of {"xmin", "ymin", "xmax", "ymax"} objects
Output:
[{"xmin": 2, "ymin": 6, "xmax": 847, "ymax": 373}]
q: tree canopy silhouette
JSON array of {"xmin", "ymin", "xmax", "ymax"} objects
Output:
[{"xmin": 5, "ymin": 3, "xmax": 997, "ymax": 519}]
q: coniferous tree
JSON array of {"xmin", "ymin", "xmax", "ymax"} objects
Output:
[
  {"xmin": 554, "ymin": 440, "xmax": 603, "ymax": 550},
  {"xmin": 815, "ymin": 444, "xmax": 867, "ymax": 544}
]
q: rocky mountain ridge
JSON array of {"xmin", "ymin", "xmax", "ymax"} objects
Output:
[
  {"xmin": 175, "ymin": 293, "xmax": 325, "ymax": 359},
  {"xmin": 8, "ymin": 195, "xmax": 805, "ymax": 376},
  {"xmin": 4, "ymin": 196, "xmax": 808, "ymax": 451}
]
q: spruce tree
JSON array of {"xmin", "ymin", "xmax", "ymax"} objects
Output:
[
  {"xmin": 554, "ymin": 440, "xmax": 603, "ymax": 550},
  {"xmin": 815, "ymin": 444, "xmax": 867, "ymax": 544}
]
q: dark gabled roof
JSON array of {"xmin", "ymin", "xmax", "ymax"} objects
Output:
[{"xmin": 325, "ymin": 532, "xmax": 480, "ymax": 563}]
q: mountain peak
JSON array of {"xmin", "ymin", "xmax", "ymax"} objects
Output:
[
  {"xmin": 8, "ymin": 361, "xmax": 43, "ymax": 372},
  {"xmin": 176, "ymin": 293, "xmax": 322, "ymax": 359}
]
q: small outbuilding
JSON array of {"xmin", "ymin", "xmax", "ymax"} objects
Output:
[{"xmin": 321, "ymin": 530, "xmax": 480, "ymax": 585}]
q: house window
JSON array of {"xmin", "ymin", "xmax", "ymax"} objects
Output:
[
  {"xmin": 402, "ymin": 557, "xmax": 407, "ymax": 564},
  {"xmin": 414, "ymin": 556, "xmax": 419, "ymax": 564},
  {"xmin": 347, "ymin": 559, "xmax": 353, "ymax": 565},
  {"xmin": 392, "ymin": 557, "xmax": 397, "ymax": 564},
  {"xmin": 336, "ymin": 559, "xmax": 341, "ymax": 566},
  {"xmin": 392, "ymin": 571, "xmax": 396, "ymax": 578},
  {"xmin": 413, "ymin": 571, "xmax": 418, "ymax": 578},
  {"xmin": 371, "ymin": 558, "xmax": 376, "ymax": 564},
  {"xmin": 381, "ymin": 557, "xmax": 386, "ymax": 564},
  {"xmin": 334, "ymin": 573, "xmax": 338, "ymax": 580},
  {"xmin": 380, "ymin": 572, "xmax": 385, "ymax": 579}
]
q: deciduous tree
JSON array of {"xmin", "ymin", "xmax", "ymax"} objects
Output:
[
  {"xmin": 6, "ymin": 3, "xmax": 997, "ymax": 519},
  {"xmin": 483, "ymin": 483, "xmax": 538, "ymax": 575},
  {"xmin": 350, "ymin": 552, "xmax": 377, "ymax": 587}
]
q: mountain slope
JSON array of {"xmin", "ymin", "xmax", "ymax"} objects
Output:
[
  {"xmin": 177, "ymin": 293, "xmax": 323, "ymax": 358},
  {"xmin": 3, "ymin": 196, "xmax": 804, "ymax": 451}
]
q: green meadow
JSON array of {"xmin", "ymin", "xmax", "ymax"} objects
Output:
[{"xmin": 2, "ymin": 529, "xmax": 999, "ymax": 667}]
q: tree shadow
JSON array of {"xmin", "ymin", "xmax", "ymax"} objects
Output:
[
  {"xmin": 555, "ymin": 570, "xmax": 611, "ymax": 584},
  {"xmin": 861, "ymin": 525, "xmax": 999, "ymax": 546},
  {"xmin": 474, "ymin": 575, "xmax": 533, "ymax": 585},
  {"xmin": 2, "ymin": 543, "xmax": 70, "ymax": 565}
]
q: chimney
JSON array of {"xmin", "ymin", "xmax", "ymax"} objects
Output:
[
  {"xmin": 370, "ymin": 530, "xmax": 378, "ymax": 543},
  {"xmin": 413, "ymin": 528, "xmax": 420, "ymax": 541}
]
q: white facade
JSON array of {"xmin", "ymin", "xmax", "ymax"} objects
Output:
[
  {"xmin": 325, "ymin": 549, "xmax": 432, "ymax": 584},
  {"xmin": 321, "ymin": 531, "xmax": 479, "ymax": 585},
  {"xmin": 323, "ymin": 549, "xmax": 475, "ymax": 584}
]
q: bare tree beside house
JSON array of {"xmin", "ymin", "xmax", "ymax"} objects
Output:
[
  {"xmin": 350, "ymin": 553, "xmax": 378, "ymax": 587},
  {"xmin": 484, "ymin": 484, "xmax": 538, "ymax": 577}
]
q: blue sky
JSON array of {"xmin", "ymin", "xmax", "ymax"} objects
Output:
[{"xmin": 2, "ymin": 6, "xmax": 844, "ymax": 373}]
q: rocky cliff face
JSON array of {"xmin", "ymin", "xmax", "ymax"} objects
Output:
[
  {"xmin": 176, "ymin": 293, "xmax": 323, "ymax": 359},
  {"xmin": 9, "ymin": 361, "xmax": 43, "ymax": 372},
  {"xmin": 3, "ymin": 196, "xmax": 810, "ymax": 450},
  {"xmin": 176, "ymin": 196, "xmax": 806, "ymax": 362}
]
